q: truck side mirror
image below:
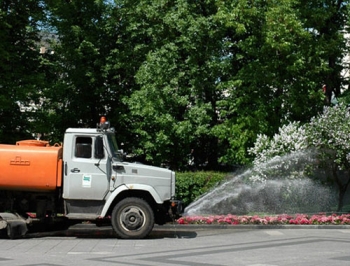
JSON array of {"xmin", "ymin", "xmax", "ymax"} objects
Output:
[{"xmin": 95, "ymin": 136, "xmax": 104, "ymax": 159}]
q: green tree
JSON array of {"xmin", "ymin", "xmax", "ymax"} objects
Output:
[
  {"xmin": 4, "ymin": 0, "xmax": 347, "ymax": 172},
  {"xmin": 124, "ymin": 0, "xmax": 224, "ymax": 169},
  {"xmin": 40, "ymin": 0, "xmax": 120, "ymax": 142},
  {"xmin": 41, "ymin": 1, "xmax": 146, "ymax": 147},
  {"xmin": 213, "ymin": 0, "xmax": 342, "ymax": 165},
  {"xmin": 297, "ymin": 0, "xmax": 348, "ymax": 103},
  {"xmin": 0, "ymin": 0, "xmax": 46, "ymax": 143},
  {"xmin": 121, "ymin": 0, "xmax": 348, "ymax": 169}
]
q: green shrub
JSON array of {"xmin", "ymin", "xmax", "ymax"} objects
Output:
[{"xmin": 175, "ymin": 171, "xmax": 227, "ymax": 208}]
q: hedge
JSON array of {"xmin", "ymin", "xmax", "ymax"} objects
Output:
[{"xmin": 175, "ymin": 171, "xmax": 227, "ymax": 208}]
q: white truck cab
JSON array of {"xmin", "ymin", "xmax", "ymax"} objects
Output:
[{"xmin": 62, "ymin": 118, "xmax": 182, "ymax": 238}]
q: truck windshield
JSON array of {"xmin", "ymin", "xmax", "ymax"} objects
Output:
[{"xmin": 107, "ymin": 134, "xmax": 122, "ymax": 161}]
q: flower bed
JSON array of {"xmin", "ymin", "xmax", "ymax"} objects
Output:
[{"xmin": 177, "ymin": 213, "xmax": 350, "ymax": 225}]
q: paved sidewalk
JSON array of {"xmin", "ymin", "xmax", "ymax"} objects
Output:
[{"xmin": 1, "ymin": 224, "xmax": 350, "ymax": 266}]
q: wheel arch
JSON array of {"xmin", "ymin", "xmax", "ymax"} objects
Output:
[
  {"xmin": 101, "ymin": 185, "xmax": 163, "ymax": 217},
  {"xmin": 109, "ymin": 190, "xmax": 158, "ymax": 216}
]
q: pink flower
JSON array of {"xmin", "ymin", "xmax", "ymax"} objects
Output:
[
  {"xmin": 177, "ymin": 217, "xmax": 187, "ymax": 224},
  {"xmin": 239, "ymin": 217, "xmax": 249, "ymax": 224},
  {"xmin": 206, "ymin": 218, "xmax": 213, "ymax": 224},
  {"xmin": 176, "ymin": 213, "xmax": 350, "ymax": 226}
]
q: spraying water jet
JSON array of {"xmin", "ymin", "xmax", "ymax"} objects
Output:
[{"xmin": 185, "ymin": 150, "xmax": 337, "ymax": 216}]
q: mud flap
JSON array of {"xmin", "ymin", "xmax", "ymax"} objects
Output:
[{"xmin": 0, "ymin": 213, "xmax": 28, "ymax": 239}]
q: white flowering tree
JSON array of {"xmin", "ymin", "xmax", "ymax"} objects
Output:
[
  {"xmin": 248, "ymin": 122, "xmax": 313, "ymax": 183},
  {"xmin": 249, "ymin": 122, "xmax": 308, "ymax": 166},
  {"xmin": 249, "ymin": 103, "xmax": 350, "ymax": 211},
  {"xmin": 306, "ymin": 104, "xmax": 350, "ymax": 211}
]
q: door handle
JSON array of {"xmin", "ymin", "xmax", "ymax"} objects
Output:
[{"xmin": 71, "ymin": 168, "xmax": 80, "ymax": 173}]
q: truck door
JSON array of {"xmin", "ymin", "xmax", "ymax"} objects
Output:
[{"xmin": 63, "ymin": 135, "xmax": 110, "ymax": 203}]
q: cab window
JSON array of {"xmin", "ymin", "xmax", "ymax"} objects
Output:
[{"xmin": 75, "ymin": 137, "xmax": 92, "ymax": 158}]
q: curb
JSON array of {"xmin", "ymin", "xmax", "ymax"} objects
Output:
[{"xmin": 159, "ymin": 224, "xmax": 350, "ymax": 230}]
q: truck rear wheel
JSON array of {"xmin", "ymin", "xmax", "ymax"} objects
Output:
[{"xmin": 111, "ymin": 197, "xmax": 154, "ymax": 239}]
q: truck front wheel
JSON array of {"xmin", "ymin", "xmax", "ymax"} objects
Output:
[{"xmin": 111, "ymin": 197, "xmax": 154, "ymax": 239}]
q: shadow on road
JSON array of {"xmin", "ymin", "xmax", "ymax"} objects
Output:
[{"xmin": 0, "ymin": 224, "xmax": 197, "ymax": 240}]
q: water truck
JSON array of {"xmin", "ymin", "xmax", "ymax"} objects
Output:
[{"xmin": 0, "ymin": 117, "xmax": 182, "ymax": 239}]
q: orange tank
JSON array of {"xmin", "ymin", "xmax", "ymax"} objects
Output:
[{"xmin": 0, "ymin": 140, "xmax": 63, "ymax": 192}]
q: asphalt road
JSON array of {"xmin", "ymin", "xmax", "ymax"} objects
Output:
[{"xmin": 1, "ymin": 224, "xmax": 350, "ymax": 266}]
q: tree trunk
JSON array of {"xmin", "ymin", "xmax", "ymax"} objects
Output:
[
  {"xmin": 337, "ymin": 185, "xmax": 346, "ymax": 212},
  {"xmin": 334, "ymin": 166, "xmax": 350, "ymax": 212}
]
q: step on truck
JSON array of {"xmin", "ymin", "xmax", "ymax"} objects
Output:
[{"xmin": 0, "ymin": 117, "xmax": 182, "ymax": 239}]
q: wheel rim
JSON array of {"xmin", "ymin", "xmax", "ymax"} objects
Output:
[
  {"xmin": 7, "ymin": 224, "xmax": 12, "ymax": 238},
  {"xmin": 119, "ymin": 206, "xmax": 146, "ymax": 232}
]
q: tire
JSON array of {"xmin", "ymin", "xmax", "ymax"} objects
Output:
[
  {"xmin": 111, "ymin": 197, "xmax": 154, "ymax": 239},
  {"xmin": 7, "ymin": 224, "xmax": 14, "ymax": 239}
]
